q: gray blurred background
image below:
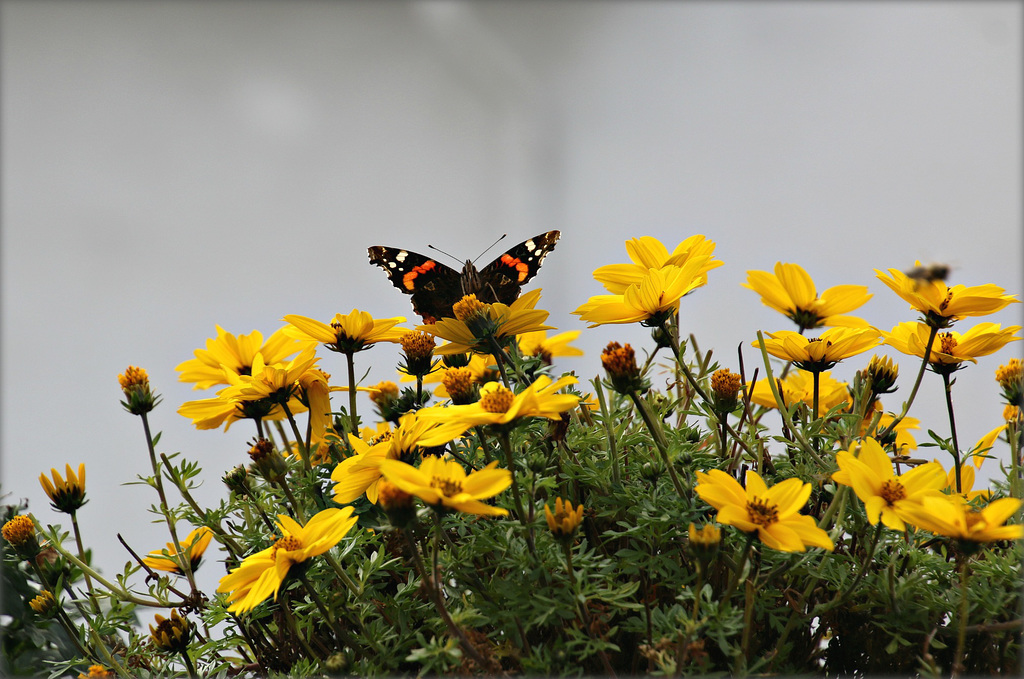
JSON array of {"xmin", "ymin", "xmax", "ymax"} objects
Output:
[{"xmin": 2, "ymin": 1, "xmax": 1021, "ymax": 600}]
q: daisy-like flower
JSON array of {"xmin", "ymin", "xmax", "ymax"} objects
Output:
[
  {"xmin": 221, "ymin": 347, "xmax": 321, "ymax": 406},
  {"xmin": 545, "ymin": 497, "xmax": 585, "ymax": 540},
  {"xmin": 881, "ymin": 322, "xmax": 1021, "ymax": 375},
  {"xmin": 831, "ymin": 437, "xmax": 946, "ymax": 531},
  {"xmin": 217, "ymin": 507, "xmax": 357, "ymax": 614},
  {"xmin": 39, "ymin": 464, "xmax": 87, "ymax": 514},
  {"xmin": 424, "ymin": 289, "xmax": 553, "ymax": 356},
  {"xmin": 177, "ymin": 390, "xmax": 293, "ymax": 431},
  {"xmin": 867, "ymin": 411, "xmax": 920, "ymax": 455},
  {"xmin": 379, "ymin": 456, "xmax": 512, "ymax": 516},
  {"xmin": 283, "ymin": 309, "xmax": 408, "ymax": 354},
  {"xmin": 756, "ymin": 327, "xmax": 881, "ymax": 373},
  {"xmin": 743, "ymin": 262, "xmax": 872, "ymax": 331},
  {"xmin": 143, "ymin": 527, "xmax": 214, "ymax": 576},
  {"xmin": 996, "ymin": 358, "xmax": 1023, "ymax": 406},
  {"xmin": 149, "ymin": 609, "xmax": 191, "ymax": 653},
  {"xmin": 750, "ymin": 370, "xmax": 849, "ymax": 413},
  {"xmin": 518, "ymin": 330, "xmax": 584, "ymax": 365},
  {"xmin": 591, "ymin": 234, "xmax": 723, "ymax": 294},
  {"xmin": 945, "ymin": 464, "xmax": 991, "ymax": 503},
  {"xmin": 875, "ymin": 267, "xmax": 1019, "ymax": 329},
  {"xmin": 574, "ymin": 260, "xmax": 713, "ymax": 328},
  {"xmin": 417, "ymin": 374, "xmax": 579, "ymax": 434},
  {"xmin": 331, "ymin": 413, "xmax": 464, "ymax": 504},
  {"xmin": 695, "ymin": 469, "xmax": 834, "ymax": 552},
  {"xmin": 176, "ymin": 326, "xmax": 305, "ymax": 390},
  {"xmin": 899, "ymin": 495, "xmax": 1024, "ymax": 543}
]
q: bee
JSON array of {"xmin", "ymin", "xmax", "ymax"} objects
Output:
[{"xmin": 904, "ymin": 262, "xmax": 951, "ymax": 287}]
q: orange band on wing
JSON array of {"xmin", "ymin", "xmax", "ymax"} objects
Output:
[
  {"xmin": 500, "ymin": 254, "xmax": 530, "ymax": 283},
  {"xmin": 402, "ymin": 261, "xmax": 437, "ymax": 290}
]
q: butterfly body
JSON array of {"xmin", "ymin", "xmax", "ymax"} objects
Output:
[{"xmin": 368, "ymin": 231, "xmax": 560, "ymax": 323}]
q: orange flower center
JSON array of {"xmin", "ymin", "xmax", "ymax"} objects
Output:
[
  {"xmin": 939, "ymin": 333, "xmax": 958, "ymax": 355},
  {"xmin": 745, "ymin": 497, "xmax": 779, "ymax": 528},
  {"xmin": 272, "ymin": 536, "xmax": 302, "ymax": 559},
  {"xmin": 453, "ymin": 295, "xmax": 487, "ymax": 321},
  {"xmin": 480, "ymin": 386, "xmax": 515, "ymax": 413},
  {"xmin": 880, "ymin": 479, "xmax": 906, "ymax": 506},
  {"xmin": 432, "ymin": 476, "xmax": 463, "ymax": 497}
]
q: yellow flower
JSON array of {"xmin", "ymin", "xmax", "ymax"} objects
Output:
[
  {"xmin": 221, "ymin": 346, "xmax": 321, "ymax": 406},
  {"xmin": 176, "ymin": 326, "xmax": 305, "ymax": 390},
  {"xmin": 331, "ymin": 413, "xmax": 465, "ymax": 504},
  {"xmin": 545, "ymin": 497, "xmax": 585, "ymax": 539},
  {"xmin": 592, "ymin": 235, "xmax": 723, "ymax": 294},
  {"xmin": 750, "ymin": 370, "xmax": 850, "ymax": 413},
  {"xmin": 756, "ymin": 327, "xmax": 881, "ymax": 373},
  {"xmin": 143, "ymin": 527, "xmax": 214, "ymax": 576},
  {"xmin": 2, "ymin": 515, "xmax": 38, "ymax": 557},
  {"xmin": 417, "ymin": 375, "xmax": 579, "ymax": 433},
  {"xmin": 518, "ymin": 330, "xmax": 584, "ymax": 364},
  {"xmin": 831, "ymin": 438, "xmax": 946, "ymax": 531},
  {"xmin": 574, "ymin": 262, "xmax": 712, "ymax": 327},
  {"xmin": 29, "ymin": 590, "xmax": 57, "ymax": 616},
  {"xmin": 284, "ymin": 309, "xmax": 408, "ymax": 353},
  {"xmin": 899, "ymin": 495, "xmax": 1024, "ymax": 543},
  {"xmin": 424, "ymin": 289, "xmax": 553, "ymax": 355},
  {"xmin": 78, "ymin": 665, "xmax": 114, "ymax": 679},
  {"xmin": 297, "ymin": 368, "xmax": 333, "ymax": 447},
  {"xmin": 149, "ymin": 609, "xmax": 191, "ymax": 653},
  {"xmin": 217, "ymin": 507, "xmax": 358, "ymax": 614},
  {"xmin": 688, "ymin": 523, "xmax": 722, "ymax": 553},
  {"xmin": 875, "ymin": 267, "xmax": 1018, "ymax": 328},
  {"xmin": 743, "ymin": 262, "xmax": 872, "ymax": 330},
  {"xmin": 945, "ymin": 464, "xmax": 991, "ymax": 503},
  {"xmin": 996, "ymin": 358, "xmax": 1023, "ymax": 406},
  {"xmin": 177, "ymin": 390, "xmax": 290, "ymax": 431},
  {"xmin": 695, "ymin": 469, "xmax": 833, "ymax": 552},
  {"xmin": 119, "ymin": 365, "xmax": 159, "ymax": 415},
  {"xmin": 969, "ymin": 424, "xmax": 1007, "ymax": 468},
  {"xmin": 868, "ymin": 411, "xmax": 920, "ymax": 455},
  {"xmin": 379, "ymin": 456, "xmax": 512, "ymax": 516},
  {"xmin": 881, "ymin": 322, "xmax": 1021, "ymax": 372},
  {"xmin": 39, "ymin": 464, "xmax": 87, "ymax": 514}
]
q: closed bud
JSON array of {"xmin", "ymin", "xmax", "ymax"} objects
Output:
[
  {"xmin": 601, "ymin": 342, "xmax": 647, "ymax": 394},
  {"xmin": 29, "ymin": 590, "xmax": 57, "ymax": 617},
  {"xmin": 149, "ymin": 609, "xmax": 191, "ymax": 653},
  {"xmin": 2, "ymin": 515, "xmax": 39, "ymax": 559},
  {"xmin": 118, "ymin": 366, "xmax": 160, "ymax": 415},
  {"xmin": 248, "ymin": 438, "xmax": 288, "ymax": 483}
]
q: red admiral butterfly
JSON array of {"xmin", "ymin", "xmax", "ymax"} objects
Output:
[{"xmin": 368, "ymin": 231, "xmax": 560, "ymax": 323}]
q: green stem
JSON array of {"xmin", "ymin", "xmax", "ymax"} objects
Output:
[
  {"xmin": 722, "ymin": 532, "xmax": 756, "ymax": 604},
  {"xmin": 180, "ymin": 649, "xmax": 199, "ymax": 679},
  {"xmin": 628, "ymin": 391, "xmax": 686, "ymax": 498},
  {"xmin": 282, "ymin": 402, "xmax": 311, "ymax": 474},
  {"xmin": 594, "ymin": 380, "xmax": 621, "ymax": 486},
  {"xmin": 70, "ymin": 512, "xmax": 101, "ymax": 615},
  {"xmin": 952, "ymin": 556, "xmax": 970, "ymax": 678},
  {"xmin": 159, "ymin": 453, "xmax": 245, "ymax": 558},
  {"xmin": 345, "ymin": 350, "xmax": 360, "ymax": 434},
  {"xmin": 878, "ymin": 324, "xmax": 939, "ymax": 439},
  {"xmin": 942, "ymin": 371, "xmax": 963, "ymax": 493},
  {"xmin": 812, "ymin": 369, "xmax": 820, "ymax": 421}
]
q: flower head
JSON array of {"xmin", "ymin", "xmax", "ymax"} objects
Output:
[
  {"xmin": 876, "ymin": 267, "xmax": 1018, "ymax": 329},
  {"xmin": 744, "ymin": 262, "xmax": 872, "ymax": 330},
  {"xmin": 399, "ymin": 330, "xmax": 438, "ymax": 377},
  {"xmin": 143, "ymin": 527, "xmax": 214, "ymax": 576},
  {"xmin": 379, "ymin": 456, "xmax": 512, "ymax": 516},
  {"xmin": 217, "ymin": 507, "xmax": 357, "ymax": 613},
  {"xmin": 39, "ymin": 464, "xmax": 87, "ymax": 514},
  {"xmin": 417, "ymin": 375, "xmax": 579, "ymax": 434},
  {"xmin": 688, "ymin": 523, "xmax": 722, "ymax": 564},
  {"xmin": 996, "ymin": 358, "xmax": 1023, "ymax": 407},
  {"xmin": 149, "ymin": 609, "xmax": 191, "ymax": 653},
  {"xmin": 78, "ymin": 666, "xmax": 114, "ymax": 679},
  {"xmin": 518, "ymin": 329, "xmax": 584, "ymax": 365},
  {"xmin": 750, "ymin": 370, "xmax": 849, "ymax": 413},
  {"xmin": 899, "ymin": 495, "xmax": 1024, "ymax": 544},
  {"xmin": 424, "ymin": 289, "xmax": 553, "ymax": 355},
  {"xmin": 2, "ymin": 515, "xmax": 39, "ymax": 558},
  {"xmin": 882, "ymin": 322, "xmax": 1021, "ymax": 375},
  {"xmin": 545, "ymin": 497, "xmax": 584, "ymax": 540},
  {"xmin": 861, "ymin": 354, "xmax": 899, "ymax": 398},
  {"xmin": 710, "ymin": 368, "xmax": 743, "ymax": 414},
  {"xmin": 756, "ymin": 327, "xmax": 880, "ymax": 373},
  {"xmin": 176, "ymin": 325, "xmax": 305, "ymax": 390},
  {"xmin": 29, "ymin": 590, "xmax": 57, "ymax": 616},
  {"xmin": 592, "ymin": 235, "xmax": 723, "ymax": 294},
  {"xmin": 695, "ymin": 469, "xmax": 833, "ymax": 552},
  {"xmin": 284, "ymin": 309, "xmax": 408, "ymax": 354},
  {"xmin": 601, "ymin": 342, "xmax": 646, "ymax": 394},
  {"xmin": 119, "ymin": 366, "xmax": 159, "ymax": 415},
  {"xmin": 575, "ymin": 261, "xmax": 713, "ymax": 327},
  {"xmin": 831, "ymin": 438, "xmax": 946, "ymax": 531}
]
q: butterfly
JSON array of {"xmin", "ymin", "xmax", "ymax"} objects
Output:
[{"xmin": 368, "ymin": 231, "xmax": 560, "ymax": 323}]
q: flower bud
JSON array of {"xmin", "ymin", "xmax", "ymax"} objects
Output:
[
  {"xmin": 601, "ymin": 342, "xmax": 647, "ymax": 394},
  {"xmin": 400, "ymin": 331, "xmax": 437, "ymax": 378},
  {"xmin": 118, "ymin": 366, "xmax": 160, "ymax": 415},
  {"xmin": 710, "ymin": 369, "xmax": 742, "ymax": 415},
  {"xmin": 29, "ymin": 590, "xmax": 57, "ymax": 617},
  {"xmin": 248, "ymin": 438, "xmax": 288, "ymax": 483},
  {"xmin": 39, "ymin": 464, "xmax": 88, "ymax": 514},
  {"xmin": 377, "ymin": 479, "xmax": 416, "ymax": 529},
  {"xmin": 441, "ymin": 367, "xmax": 478, "ymax": 405},
  {"xmin": 2, "ymin": 515, "xmax": 40, "ymax": 559},
  {"xmin": 149, "ymin": 609, "xmax": 191, "ymax": 653},
  {"xmin": 545, "ymin": 497, "xmax": 584, "ymax": 542}
]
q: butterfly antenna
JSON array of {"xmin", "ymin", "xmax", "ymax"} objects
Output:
[
  {"xmin": 426, "ymin": 243, "xmax": 463, "ymax": 266},
  {"xmin": 473, "ymin": 234, "xmax": 507, "ymax": 265}
]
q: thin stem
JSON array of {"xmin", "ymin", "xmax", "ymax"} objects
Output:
[
  {"xmin": 628, "ymin": 391, "xmax": 686, "ymax": 498},
  {"xmin": 159, "ymin": 453, "xmax": 245, "ymax": 557},
  {"xmin": 878, "ymin": 324, "xmax": 939, "ymax": 439},
  {"xmin": 952, "ymin": 556, "xmax": 971, "ymax": 678},
  {"xmin": 180, "ymin": 650, "xmax": 199, "ymax": 679},
  {"xmin": 345, "ymin": 350, "xmax": 360, "ymax": 434},
  {"xmin": 942, "ymin": 371, "xmax": 963, "ymax": 493},
  {"xmin": 70, "ymin": 512, "xmax": 102, "ymax": 615},
  {"xmin": 282, "ymin": 402, "xmax": 311, "ymax": 474},
  {"xmin": 812, "ymin": 369, "xmax": 820, "ymax": 421},
  {"xmin": 594, "ymin": 380, "xmax": 621, "ymax": 486},
  {"xmin": 722, "ymin": 532, "xmax": 757, "ymax": 604},
  {"xmin": 276, "ymin": 477, "xmax": 307, "ymax": 523}
]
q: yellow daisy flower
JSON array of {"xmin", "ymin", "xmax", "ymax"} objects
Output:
[
  {"xmin": 217, "ymin": 507, "xmax": 357, "ymax": 614},
  {"xmin": 176, "ymin": 326, "xmax": 305, "ymax": 390},
  {"xmin": 756, "ymin": 327, "xmax": 881, "ymax": 373},
  {"xmin": 39, "ymin": 463, "xmax": 87, "ymax": 514},
  {"xmin": 424, "ymin": 289, "xmax": 553, "ymax": 356},
  {"xmin": 743, "ymin": 262, "xmax": 872, "ymax": 330},
  {"xmin": 899, "ymin": 495, "xmax": 1024, "ymax": 543},
  {"xmin": 417, "ymin": 375, "xmax": 579, "ymax": 433},
  {"xmin": 749, "ymin": 370, "xmax": 849, "ymax": 412},
  {"xmin": 518, "ymin": 330, "xmax": 584, "ymax": 364},
  {"xmin": 177, "ymin": 390, "xmax": 296, "ymax": 431},
  {"xmin": 875, "ymin": 267, "xmax": 1018, "ymax": 328},
  {"xmin": 221, "ymin": 347, "xmax": 321, "ymax": 405},
  {"xmin": 283, "ymin": 309, "xmax": 408, "ymax": 353},
  {"xmin": 695, "ymin": 469, "xmax": 834, "ymax": 552},
  {"xmin": 545, "ymin": 497, "xmax": 585, "ymax": 539},
  {"xmin": 592, "ymin": 234, "xmax": 723, "ymax": 294},
  {"xmin": 574, "ymin": 261, "xmax": 712, "ymax": 327},
  {"xmin": 379, "ymin": 456, "xmax": 512, "ymax": 516},
  {"xmin": 944, "ymin": 464, "xmax": 991, "ymax": 503},
  {"xmin": 831, "ymin": 437, "xmax": 946, "ymax": 531},
  {"xmin": 881, "ymin": 322, "xmax": 1021, "ymax": 372},
  {"xmin": 143, "ymin": 527, "xmax": 214, "ymax": 575}
]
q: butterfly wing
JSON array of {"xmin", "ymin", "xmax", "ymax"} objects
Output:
[
  {"xmin": 367, "ymin": 246, "xmax": 462, "ymax": 323},
  {"xmin": 478, "ymin": 230, "xmax": 561, "ymax": 305}
]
